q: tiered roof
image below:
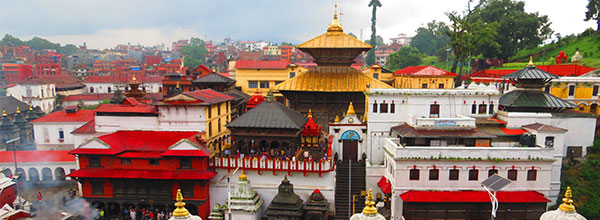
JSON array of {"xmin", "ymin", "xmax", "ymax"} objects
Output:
[
  {"xmin": 275, "ymin": 66, "xmax": 392, "ymax": 92},
  {"xmin": 302, "ymin": 110, "xmax": 321, "ymax": 136},
  {"xmin": 227, "ymin": 100, "xmax": 308, "ymax": 129}
]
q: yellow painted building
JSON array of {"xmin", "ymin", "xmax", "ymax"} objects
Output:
[
  {"xmin": 549, "ymin": 77, "xmax": 600, "ymax": 114},
  {"xmin": 363, "ymin": 64, "xmax": 394, "ymax": 86},
  {"xmin": 234, "ymin": 60, "xmax": 308, "ymax": 98},
  {"xmin": 393, "ymin": 65, "xmax": 457, "ymax": 89},
  {"xmin": 205, "ymin": 100, "xmax": 231, "ymax": 152}
]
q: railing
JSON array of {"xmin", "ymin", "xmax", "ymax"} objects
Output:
[
  {"xmin": 408, "ymin": 114, "xmax": 476, "ymax": 129},
  {"xmin": 210, "ymin": 156, "xmax": 335, "ymax": 177}
]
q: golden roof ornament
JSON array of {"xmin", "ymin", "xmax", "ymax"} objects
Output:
[
  {"xmin": 16, "ymin": 107, "xmax": 20, "ymax": 114},
  {"xmin": 176, "ymin": 81, "xmax": 181, "ymax": 89},
  {"xmin": 1, "ymin": 110, "xmax": 6, "ymax": 117},
  {"xmin": 362, "ymin": 189, "xmax": 378, "ymax": 215},
  {"xmin": 239, "ymin": 169, "xmax": 248, "ymax": 181},
  {"xmin": 327, "ymin": 3, "xmax": 343, "ymax": 34},
  {"xmin": 527, "ymin": 56, "xmax": 534, "ymax": 67},
  {"xmin": 173, "ymin": 189, "xmax": 190, "ymax": 217},
  {"xmin": 308, "ymin": 109, "xmax": 313, "ymax": 118},
  {"xmin": 559, "ymin": 186, "xmax": 576, "ymax": 212},
  {"xmin": 132, "ymin": 75, "xmax": 137, "ymax": 82},
  {"xmin": 29, "ymin": 105, "xmax": 33, "ymax": 111},
  {"xmin": 334, "ymin": 115, "xmax": 340, "ymax": 122},
  {"xmin": 347, "ymin": 102, "xmax": 356, "ymax": 115}
]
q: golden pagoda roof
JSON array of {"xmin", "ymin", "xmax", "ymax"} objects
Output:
[
  {"xmin": 274, "ymin": 66, "xmax": 392, "ymax": 92},
  {"xmin": 296, "ymin": 4, "xmax": 371, "ymax": 49}
]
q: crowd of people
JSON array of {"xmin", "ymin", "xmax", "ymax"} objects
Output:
[
  {"xmin": 222, "ymin": 143, "xmax": 329, "ymax": 162},
  {"xmin": 121, "ymin": 207, "xmax": 170, "ymax": 220}
]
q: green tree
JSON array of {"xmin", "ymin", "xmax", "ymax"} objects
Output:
[
  {"xmin": 180, "ymin": 37, "xmax": 208, "ymax": 68},
  {"xmin": 26, "ymin": 37, "xmax": 61, "ymax": 51},
  {"xmin": 0, "ymin": 34, "xmax": 24, "ymax": 46},
  {"xmin": 411, "ymin": 21, "xmax": 451, "ymax": 56},
  {"xmin": 386, "ymin": 46, "xmax": 422, "ymax": 70},
  {"xmin": 280, "ymin": 42, "xmax": 293, "ymax": 46},
  {"xmin": 58, "ymin": 44, "xmax": 79, "ymax": 55},
  {"xmin": 585, "ymin": 0, "xmax": 600, "ymax": 33},
  {"xmin": 366, "ymin": 0, "xmax": 382, "ymax": 66},
  {"xmin": 446, "ymin": 11, "xmax": 499, "ymax": 75},
  {"xmin": 470, "ymin": 0, "xmax": 553, "ymax": 61},
  {"xmin": 348, "ymin": 32, "xmax": 358, "ymax": 39},
  {"xmin": 364, "ymin": 35, "xmax": 385, "ymax": 47}
]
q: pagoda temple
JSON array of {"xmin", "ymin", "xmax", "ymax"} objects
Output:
[
  {"xmin": 124, "ymin": 75, "xmax": 147, "ymax": 101},
  {"xmin": 226, "ymin": 170, "xmax": 264, "ymax": 220},
  {"xmin": 500, "ymin": 57, "xmax": 576, "ymax": 112},
  {"xmin": 264, "ymin": 176, "xmax": 304, "ymax": 220},
  {"xmin": 275, "ymin": 4, "xmax": 392, "ymax": 128},
  {"xmin": 303, "ymin": 189, "xmax": 330, "ymax": 220}
]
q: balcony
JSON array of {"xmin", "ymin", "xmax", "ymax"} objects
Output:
[
  {"xmin": 383, "ymin": 138, "xmax": 554, "ymax": 162},
  {"xmin": 408, "ymin": 114, "xmax": 476, "ymax": 129},
  {"xmin": 210, "ymin": 156, "xmax": 335, "ymax": 177}
]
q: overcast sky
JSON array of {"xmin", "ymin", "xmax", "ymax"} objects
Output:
[{"xmin": 0, "ymin": 0, "xmax": 596, "ymax": 49}]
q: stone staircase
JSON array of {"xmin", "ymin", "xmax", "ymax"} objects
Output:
[{"xmin": 334, "ymin": 160, "xmax": 366, "ymax": 219}]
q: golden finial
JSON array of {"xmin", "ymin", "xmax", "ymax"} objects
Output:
[
  {"xmin": 334, "ymin": 115, "xmax": 340, "ymax": 122},
  {"xmin": 559, "ymin": 186, "xmax": 576, "ymax": 212},
  {"xmin": 362, "ymin": 189, "xmax": 378, "ymax": 215},
  {"xmin": 327, "ymin": 3, "xmax": 343, "ymax": 33},
  {"xmin": 29, "ymin": 105, "xmax": 33, "ymax": 111},
  {"xmin": 132, "ymin": 75, "xmax": 137, "ymax": 82},
  {"xmin": 173, "ymin": 189, "xmax": 190, "ymax": 217},
  {"xmin": 308, "ymin": 109, "xmax": 313, "ymax": 118},
  {"xmin": 16, "ymin": 107, "xmax": 20, "ymax": 114},
  {"xmin": 346, "ymin": 102, "xmax": 355, "ymax": 115},
  {"xmin": 239, "ymin": 169, "xmax": 248, "ymax": 181},
  {"xmin": 527, "ymin": 56, "xmax": 534, "ymax": 67},
  {"xmin": 362, "ymin": 113, "xmax": 368, "ymax": 123},
  {"xmin": 176, "ymin": 81, "xmax": 180, "ymax": 89},
  {"xmin": 1, "ymin": 110, "xmax": 6, "ymax": 117}
]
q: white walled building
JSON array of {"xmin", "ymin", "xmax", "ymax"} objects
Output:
[
  {"xmin": 6, "ymin": 79, "xmax": 56, "ymax": 113},
  {"xmin": 31, "ymin": 109, "xmax": 95, "ymax": 150}
]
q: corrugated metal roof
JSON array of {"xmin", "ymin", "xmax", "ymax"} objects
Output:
[
  {"xmin": 193, "ymin": 73, "xmax": 235, "ymax": 83},
  {"xmin": 503, "ymin": 66, "xmax": 558, "ymax": 80},
  {"xmin": 522, "ymin": 123, "xmax": 568, "ymax": 132},
  {"xmin": 500, "ymin": 90, "xmax": 576, "ymax": 108},
  {"xmin": 226, "ymin": 101, "xmax": 308, "ymax": 129},
  {"xmin": 394, "ymin": 66, "xmax": 458, "ymax": 77},
  {"xmin": 31, "ymin": 110, "xmax": 95, "ymax": 123},
  {"xmin": 274, "ymin": 66, "xmax": 392, "ymax": 92},
  {"xmin": 0, "ymin": 96, "xmax": 29, "ymax": 115},
  {"xmin": 297, "ymin": 32, "xmax": 372, "ymax": 49}
]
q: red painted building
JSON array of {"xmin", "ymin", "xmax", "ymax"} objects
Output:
[
  {"xmin": 68, "ymin": 130, "xmax": 215, "ymax": 219},
  {"xmin": 2, "ymin": 64, "xmax": 33, "ymax": 85},
  {"xmin": 464, "ymin": 64, "xmax": 596, "ymax": 83},
  {"xmin": 34, "ymin": 63, "xmax": 61, "ymax": 76}
]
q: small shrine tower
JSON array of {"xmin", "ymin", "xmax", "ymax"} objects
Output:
[
  {"xmin": 539, "ymin": 187, "xmax": 586, "ymax": 220},
  {"xmin": 226, "ymin": 170, "xmax": 264, "ymax": 220},
  {"xmin": 350, "ymin": 189, "xmax": 388, "ymax": 220},
  {"xmin": 169, "ymin": 189, "xmax": 203, "ymax": 220},
  {"xmin": 265, "ymin": 176, "xmax": 304, "ymax": 220}
]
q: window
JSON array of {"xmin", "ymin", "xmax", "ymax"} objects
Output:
[
  {"xmin": 449, "ymin": 169, "xmax": 459, "ymax": 180},
  {"xmin": 545, "ymin": 136, "xmax": 555, "ymax": 148},
  {"xmin": 438, "ymin": 84, "xmax": 444, "ymax": 89},
  {"xmin": 488, "ymin": 169, "xmax": 498, "ymax": 177},
  {"xmin": 429, "ymin": 169, "xmax": 439, "ymax": 180},
  {"xmin": 43, "ymin": 128, "xmax": 49, "ymax": 143},
  {"xmin": 489, "ymin": 104, "xmax": 494, "ymax": 114},
  {"xmin": 568, "ymin": 85, "xmax": 575, "ymax": 96},
  {"xmin": 218, "ymin": 104, "xmax": 221, "ymax": 115},
  {"xmin": 373, "ymin": 73, "xmax": 379, "ymax": 79},
  {"xmin": 594, "ymin": 85, "xmax": 599, "ymax": 96},
  {"xmin": 107, "ymin": 87, "xmax": 112, "ymax": 93},
  {"xmin": 468, "ymin": 169, "xmax": 479, "ymax": 181},
  {"xmin": 289, "ymin": 72, "xmax": 295, "ymax": 78},
  {"xmin": 208, "ymin": 122, "xmax": 213, "ymax": 136},
  {"xmin": 91, "ymin": 180, "xmax": 104, "ymax": 195},
  {"xmin": 179, "ymin": 181, "xmax": 194, "ymax": 198},
  {"xmin": 508, "ymin": 169, "xmax": 518, "ymax": 181},
  {"xmin": 380, "ymin": 103, "xmax": 388, "ymax": 113},
  {"xmin": 90, "ymin": 87, "xmax": 94, "ymax": 93},
  {"xmin": 527, "ymin": 169, "xmax": 537, "ymax": 181},
  {"xmin": 58, "ymin": 128, "xmax": 64, "ymax": 140},
  {"xmin": 409, "ymin": 169, "xmax": 420, "ymax": 180},
  {"xmin": 421, "ymin": 83, "xmax": 428, "ymax": 88},
  {"xmin": 248, "ymin": 81, "xmax": 258, "ymax": 88},
  {"xmin": 372, "ymin": 103, "xmax": 378, "ymax": 113},
  {"xmin": 89, "ymin": 156, "xmax": 101, "ymax": 167},
  {"xmin": 121, "ymin": 158, "xmax": 131, "ymax": 165},
  {"xmin": 218, "ymin": 119, "xmax": 222, "ymax": 132},
  {"xmin": 180, "ymin": 158, "xmax": 192, "ymax": 169},
  {"xmin": 478, "ymin": 104, "xmax": 487, "ymax": 114},
  {"xmin": 259, "ymin": 81, "xmax": 269, "ymax": 88},
  {"xmin": 149, "ymin": 159, "xmax": 159, "ymax": 166},
  {"xmin": 471, "ymin": 104, "xmax": 477, "ymax": 114},
  {"xmin": 208, "ymin": 107, "xmax": 212, "ymax": 118},
  {"xmin": 390, "ymin": 103, "xmax": 395, "ymax": 113},
  {"xmin": 429, "ymin": 104, "xmax": 440, "ymax": 118}
]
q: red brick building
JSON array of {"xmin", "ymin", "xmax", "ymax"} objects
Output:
[
  {"xmin": 34, "ymin": 63, "xmax": 61, "ymax": 76},
  {"xmin": 68, "ymin": 130, "xmax": 215, "ymax": 219}
]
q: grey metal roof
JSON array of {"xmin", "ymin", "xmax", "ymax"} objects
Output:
[
  {"xmin": 503, "ymin": 66, "xmax": 559, "ymax": 80},
  {"xmin": 193, "ymin": 73, "xmax": 235, "ymax": 83},
  {"xmin": 226, "ymin": 101, "xmax": 308, "ymax": 129},
  {"xmin": 500, "ymin": 90, "xmax": 576, "ymax": 108},
  {"xmin": 0, "ymin": 96, "xmax": 30, "ymax": 115}
]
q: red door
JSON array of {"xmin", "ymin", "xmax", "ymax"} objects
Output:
[{"xmin": 343, "ymin": 140, "xmax": 358, "ymax": 161}]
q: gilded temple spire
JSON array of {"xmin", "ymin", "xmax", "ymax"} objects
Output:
[
  {"xmin": 173, "ymin": 189, "xmax": 190, "ymax": 217},
  {"xmin": 559, "ymin": 186, "xmax": 576, "ymax": 212}
]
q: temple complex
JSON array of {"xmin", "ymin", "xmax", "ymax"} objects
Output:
[
  {"xmin": 124, "ymin": 75, "xmax": 147, "ymax": 101},
  {"xmin": 275, "ymin": 5, "xmax": 392, "ymax": 128},
  {"xmin": 264, "ymin": 176, "xmax": 304, "ymax": 220},
  {"xmin": 226, "ymin": 170, "xmax": 263, "ymax": 220}
]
